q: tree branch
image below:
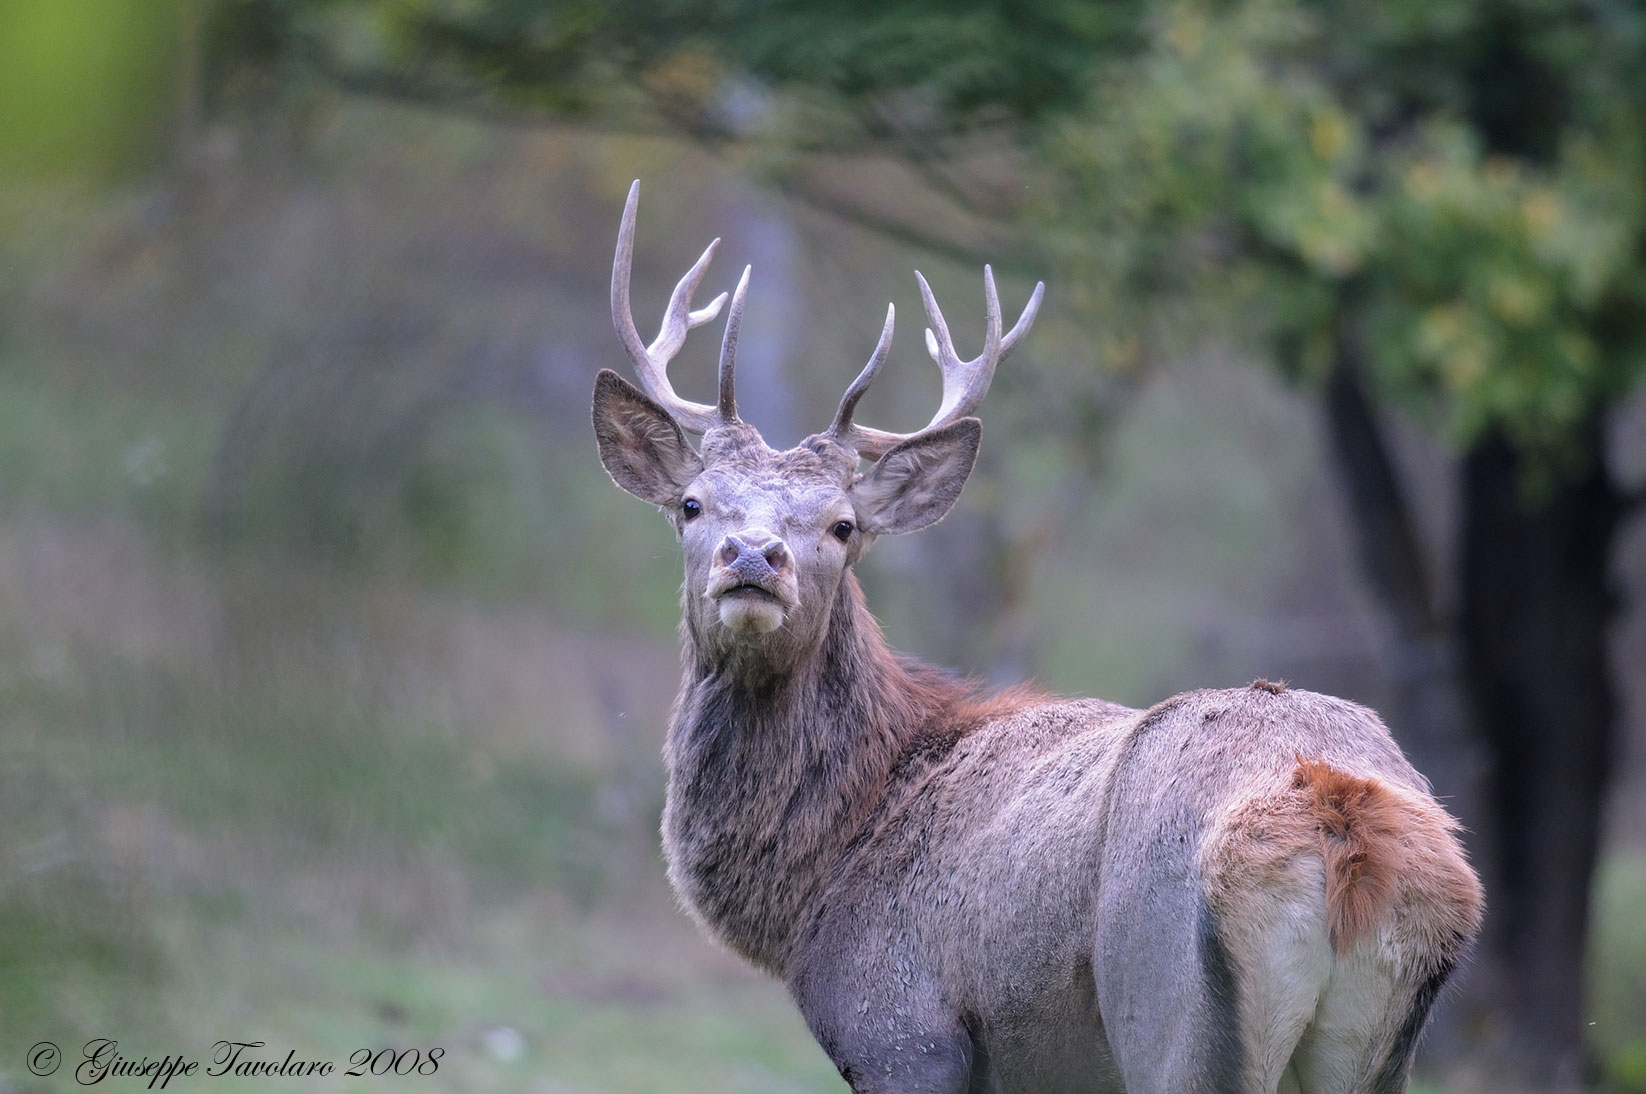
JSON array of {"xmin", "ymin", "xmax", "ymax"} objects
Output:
[
  {"xmin": 292, "ymin": 21, "xmax": 1055, "ymax": 266},
  {"xmin": 858, "ymin": 105, "xmax": 1021, "ymax": 226},
  {"xmin": 297, "ymin": 41, "xmax": 671, "ymax": 139},
  {"xmin": 302, "ymin": 52, "xmax": 1039, "ymax": 274},
  {"xmin": 753, "ymin": 177, "xmax": 1028, "ymax": 275},
  {"xmin": 1322, "ymin": 295, "xmax": 1441, "ymax": 642}
]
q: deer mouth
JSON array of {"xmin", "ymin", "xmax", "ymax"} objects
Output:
[
  {"xmin": 720, "ymin": 583, "xmax": 782, "ymax": 602},
  {"xmin": 706, "ymin": 570, "xmax": 793, "ymax": 603},
  {"xmin": 706, "ymin": 575, "xmax": 794, "ymax": 635}
]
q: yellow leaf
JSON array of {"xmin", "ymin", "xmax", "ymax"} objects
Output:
[
  {"xmin": 1166, "ymin": 9, "xmax": 1206, "ymax": 59},
  {"xmin": 1487, "ymin": 273, "xmax": 1548, "ymax": 327},
  {"xmin": 1404, "ymin": 162, "xmax": 1440, "ymax": 201},
  {"xmin": 1521, "ymin": 190, "xmax": 1562, "ymax": 238},
  {"xmin": 1310, "ymin": 111, "xmax": 1347, "ymax": 162}
]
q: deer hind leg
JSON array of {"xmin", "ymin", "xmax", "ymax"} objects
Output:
[
  {"xmin": 1204, "ymin": 841, "xmax": 1336, "ymax": 1093},
  {"xmin": 1290, "ymin": 762, "xmax": 1479, "ymax": 1093},
  {"xmin": 1288, "ymin": 942, "xmax": 1459, "ymax": 1094},
  {"xmin": 1203, "ymin": 761, "xmax": 1481, "ymax": 1094}
]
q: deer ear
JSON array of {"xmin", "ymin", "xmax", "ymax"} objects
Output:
[
  {"xmin": 592, "ymin": 369, "xmax": 704, "ymax": 506},
  {"xmin": 852, "ymin": 418, "xmax": 981, "ymax": 535}
]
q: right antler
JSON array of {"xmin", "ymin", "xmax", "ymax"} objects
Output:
[
  {"xmin": 826, "ymin": 267, "xmax": 1044, "ymax": 460},
  {"xmin": 612, "ymin": 180, "xmax": 748, "ymax": 434}
]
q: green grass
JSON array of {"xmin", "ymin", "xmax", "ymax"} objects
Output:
[
  {"xmin": 0, "ymin": 341, "xmax": 825, "ymax": 1088},
  {"xmin": 0, "ymin": 361, "xmax": 217, "ymax": 525},
  {"xmin": 126, "ymin": 911, "xmax": 837, "ymax": 1093},
  {"xmin": 1592, "ymin": 854, "xmax": 1646, "ymax": 1092},
  {"xmin": 0, "ymin": 893, "xmax": 840, "ymax": 1092},
  {"xmin": 0, "ymin": 528, "xmax": 838, "ymax": 1092}
]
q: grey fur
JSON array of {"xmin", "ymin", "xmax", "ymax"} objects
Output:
[{"xmin": 587, "ymin": 206, "xmax": 1481, "ymax": 1092}]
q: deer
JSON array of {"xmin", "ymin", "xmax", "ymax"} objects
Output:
[{"xmin": 590, "ymin": 180, "xmax": 1484, "ymax": 1094}]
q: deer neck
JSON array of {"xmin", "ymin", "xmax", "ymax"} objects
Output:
[{"xmin": 663, "ymin": 571, "xmax": 953, "ymax": 973}]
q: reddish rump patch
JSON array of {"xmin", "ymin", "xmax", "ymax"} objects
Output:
[{"xmin": 1291, "ymin": 759, "xmax": 1407, "ymax": 953}]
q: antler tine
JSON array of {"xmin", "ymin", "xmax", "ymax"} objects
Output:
[
  {"xmin": 916, "ymin": 265, "xmax": 1001, "ymax": 428},
  {"xmin": 652, "ymin": 243, "xmax": 729, "ymax": 365},
  {"xmin": 922, "ymin": 274, "xmax": 1045, "ymax": 372},
  {"xmin": 827, "ymin": 270, "xmax": 1045, "ymax": 461},
  {"xmin": 1001, "ymin": 280, "xmax": 1045, "ymax": 358},
  {"xmin": 610, "ymin": 180, "xmax": 728, "ymax": 434},
  {"xmin": 827, "ymin": 303, "xmax": 895, "ymax": 441},
  {"xmin": 717, "ymin": 266, "xmax": 751, "ymax": 425}
]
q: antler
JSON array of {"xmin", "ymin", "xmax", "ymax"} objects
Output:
[
  {"xmin": 611, "ymin": 180, "xmax": 746, "ymax": 433},
  {"xmin": 827, "ymin": 266, "xmax": 1044, "ymax": 460}
]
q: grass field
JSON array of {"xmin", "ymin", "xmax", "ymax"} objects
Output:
[
  {"xmin": 0, "ymin": 510, "xmax": 840, "ymax": 1093},
  {"xmin": 3, "ymin": 498, "xmax": 1643, "ymax": 1093}
]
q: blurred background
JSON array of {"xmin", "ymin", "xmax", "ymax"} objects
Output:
[{"xmin": 1, "ymin": 1, "xmax": 1643, "ymax": 1090}]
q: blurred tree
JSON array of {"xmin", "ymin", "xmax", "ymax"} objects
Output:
[
  {"xmin": 0, "ymin": 0, "xmax": 187, "ymax": 179},
  {"xmin": 202, "ymin": 0, "xmax": 1646, "ymax": 1083},
  {"xmin": 1040, "ymin": 7, "xmax": 1646, "ymax": 1085}
]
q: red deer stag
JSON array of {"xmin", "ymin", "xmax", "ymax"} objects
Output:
[{"xmin": 590, "ymin": 181, "xmax": 1483, "ymax": 1094}]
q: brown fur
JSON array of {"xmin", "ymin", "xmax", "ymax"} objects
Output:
[
  {"xmin": 664, "ymin": 570, "xmax": 1055, "ymax": 971},
  {"xmin": 1301, "ymin": 759, "xmax": 1481, "ymax": 971},
  {"xmin": 1205, "ymin": 755, "xmax": 1483, "ymax": 968},
  {"xmin": 1293, "ymin": 759, "xmax": 1407, "ymax": 953}
]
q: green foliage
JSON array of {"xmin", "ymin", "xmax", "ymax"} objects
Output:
[
  {"xmin": 210, "ymin": 0, "xmax": 1147, "ymax": 171},
  {"xmin": 695, "ymin": 0, "xmax": 1143, "ymax": 123},
  {"xmin": 1368, "ymin": 120, "xmax": 1646, "ymax": 454},
  {"xmin": 0, "ymin": 0, "xmax": 184, "ymax": 178},
  {"xmin": 294, "ymin": 0, "xmax": 1144, "ymax": 129},
  {"xmin": 255, "ymin": 0, "xmax": 1646, "ymax": 474},
  {"xmin": 1051, "ymin": 0, "xmax": 1646, "ymax": 463}
]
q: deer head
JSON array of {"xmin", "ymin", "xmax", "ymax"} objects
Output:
[{"xmin": 591, "ymin": 181, "xmax": 1044, "ymax": 664}]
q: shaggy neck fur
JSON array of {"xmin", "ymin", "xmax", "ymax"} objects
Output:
[{"xmin": 663, "ymin": 570, "xmax": 980, "ymax": 974}]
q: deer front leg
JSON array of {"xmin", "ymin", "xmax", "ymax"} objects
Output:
[
  {"xmin": 789, "ymin": 948, "xmax": 980, "ymax": 1094},
  {"xmin": 803, "ymin": 1000, "xmax": 977, "ymax": 1094}
]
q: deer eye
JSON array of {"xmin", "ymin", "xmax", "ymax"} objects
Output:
[
  {"xmin": 832, "ymin": 520, "xmax": 854, "ymax": 542},
  {"xmin": 682, "ymin": 498, "xmax": 702, "ymax": 520}
]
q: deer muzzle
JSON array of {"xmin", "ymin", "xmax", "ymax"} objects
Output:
[{"xmin": 706, "ymin": 530, "xmax": 796, "ymax": 635}]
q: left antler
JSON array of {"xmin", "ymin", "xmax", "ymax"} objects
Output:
[
  {"xmin": 826, "ymin": 267, "xmax": 1044, "ymax": 459},
  {"xmin": 611, "ymin": 179, "xmax": 748, "ymax": 433}
]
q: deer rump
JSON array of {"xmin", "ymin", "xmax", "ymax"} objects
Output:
[
  {"xmin": 591, "ymin": 181, "xmax": 1482, "ymax": 1094},
  {"xmin": 779, "ymin": 685, "xmax": 1478, "ymax": 1094}
]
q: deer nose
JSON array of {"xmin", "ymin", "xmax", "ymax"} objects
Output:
[{"xmin": 718, "ymin": 532, "xmax": 791, "ymax": 581}]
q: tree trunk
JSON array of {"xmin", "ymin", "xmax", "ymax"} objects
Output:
[
  {"xmin": 1320, "ymin": 339, "xmax": 1494, "ymax": 1064},
  {"xmin": 1321, "ymin": 329, "xmax": 1481, "ymax": 801},
  {"xmin": 1322, "ymin": 314, "xmax": 1623, "ymax": 1086},
  {"xmin": 1460, "ymin": 422, "xmax": 1621, "ymax": 1088}
]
